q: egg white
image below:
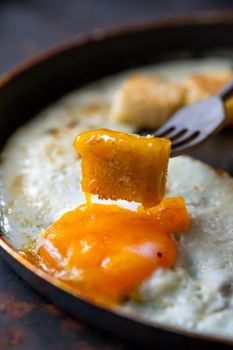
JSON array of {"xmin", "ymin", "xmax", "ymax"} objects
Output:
[{"xmin": 1, "ymin": 57, "xmax": 233, "ymax": 339}]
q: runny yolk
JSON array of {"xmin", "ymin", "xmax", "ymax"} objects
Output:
[{"xmin": 38, "ymin": 197, "xmax": 190, "ymax": 305}]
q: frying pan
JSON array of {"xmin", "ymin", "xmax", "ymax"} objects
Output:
[{"xmin": 1, "ymin": 12, "xmax": 233, "ymax": 349}]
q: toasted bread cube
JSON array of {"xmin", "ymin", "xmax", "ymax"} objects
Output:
[
  {"xmin": 75, "ymin": 129, "xmax": 171, "ymax": 208},
  {"xmin": 184, "ymin": 72, "xmax": 233, "ymax": 126},
  {"xmin": 111, "ymin": 75, "xmax": 186, "ymax": 129}
]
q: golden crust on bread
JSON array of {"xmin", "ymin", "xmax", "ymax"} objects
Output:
[
  {"xmin": 111, "ymin": 74, "xmax": 186, "ymax": 129},
  {"xmin": 75, "ymin": 129, "xmax": 171, "ymax": 208}
]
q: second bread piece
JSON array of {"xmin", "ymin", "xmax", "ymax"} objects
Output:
[
  {"xmin": 75, "ymin": 129, "xmax": 171, "ymax": 208},
  {"xmin": 111, "ymin": 75, "xmax": 186, "ymax": 129},
  {"xmin": 185, "ymin": 72, "xmax": 233, "ymax": 126}
]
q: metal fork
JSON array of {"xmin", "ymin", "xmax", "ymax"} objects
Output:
[{"xmin": 144, "ymin": 80, "xmax": 233, "ymax": 157}]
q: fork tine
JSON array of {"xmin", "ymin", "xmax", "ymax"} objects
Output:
[
  {"xmin": 140, "ymin": 94, "xmax": 226, "ymax": 156},
  {"xmin": 171, "ymin": 132, "xmax": 203, "ymax": 157},
  {"xmin": 166, "ymin": 128, "xmax": 188, "ymax": 141},
  {"xmin": 171, "ymin": 131, "xmax": 200, "ymax": 148},
  {"xmin": 155, "ymin": 125, "xmax": 175, "ymax": 137}
]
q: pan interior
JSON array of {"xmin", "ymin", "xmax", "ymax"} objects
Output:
[{"xmin": 1, "ymin": 54, "xmax": 233, "ymax": 341}]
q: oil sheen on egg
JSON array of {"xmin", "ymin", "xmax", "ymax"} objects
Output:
[{"xmin": 1, "ymin": 57, "xmax": 233, "ymax": 339}]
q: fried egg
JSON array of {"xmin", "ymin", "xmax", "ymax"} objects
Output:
[{"xmin": 1, "ymin": 57, "xmax": 233, "ymax": 339}]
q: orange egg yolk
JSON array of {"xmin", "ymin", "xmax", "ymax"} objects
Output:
[{"xmin": 38, "ymin": 197, "xmax": 190, "ymax": 305}]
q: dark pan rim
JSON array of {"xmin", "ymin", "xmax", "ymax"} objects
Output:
[
  {"xmin": 1, "ymin": 10, "xmax": 233, "ymax": 86},
  {"xmin": 1, "ymin": 11, "xmax": 233, "ymax": 347}
]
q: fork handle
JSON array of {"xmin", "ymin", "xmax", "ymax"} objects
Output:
[{"xmin": 218, "ymin": 79, "xmax": 233, "ymax": 101}]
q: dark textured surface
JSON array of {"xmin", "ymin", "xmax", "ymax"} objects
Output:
[
  {"xmin": 1, "ymin": 0, "xmax": 233, "ymax": 75},
  {"xmin": 0, "ymin": 256, "xmax": 136, "ymax": 350},
  {"xmin": 0, "ymin": 1, "xmax": 233, "ymax": 350}
]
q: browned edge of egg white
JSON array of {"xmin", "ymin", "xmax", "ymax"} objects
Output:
[{"xmin": 1, "ymin": 11, "xmax": 233, "ymax": 348}]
